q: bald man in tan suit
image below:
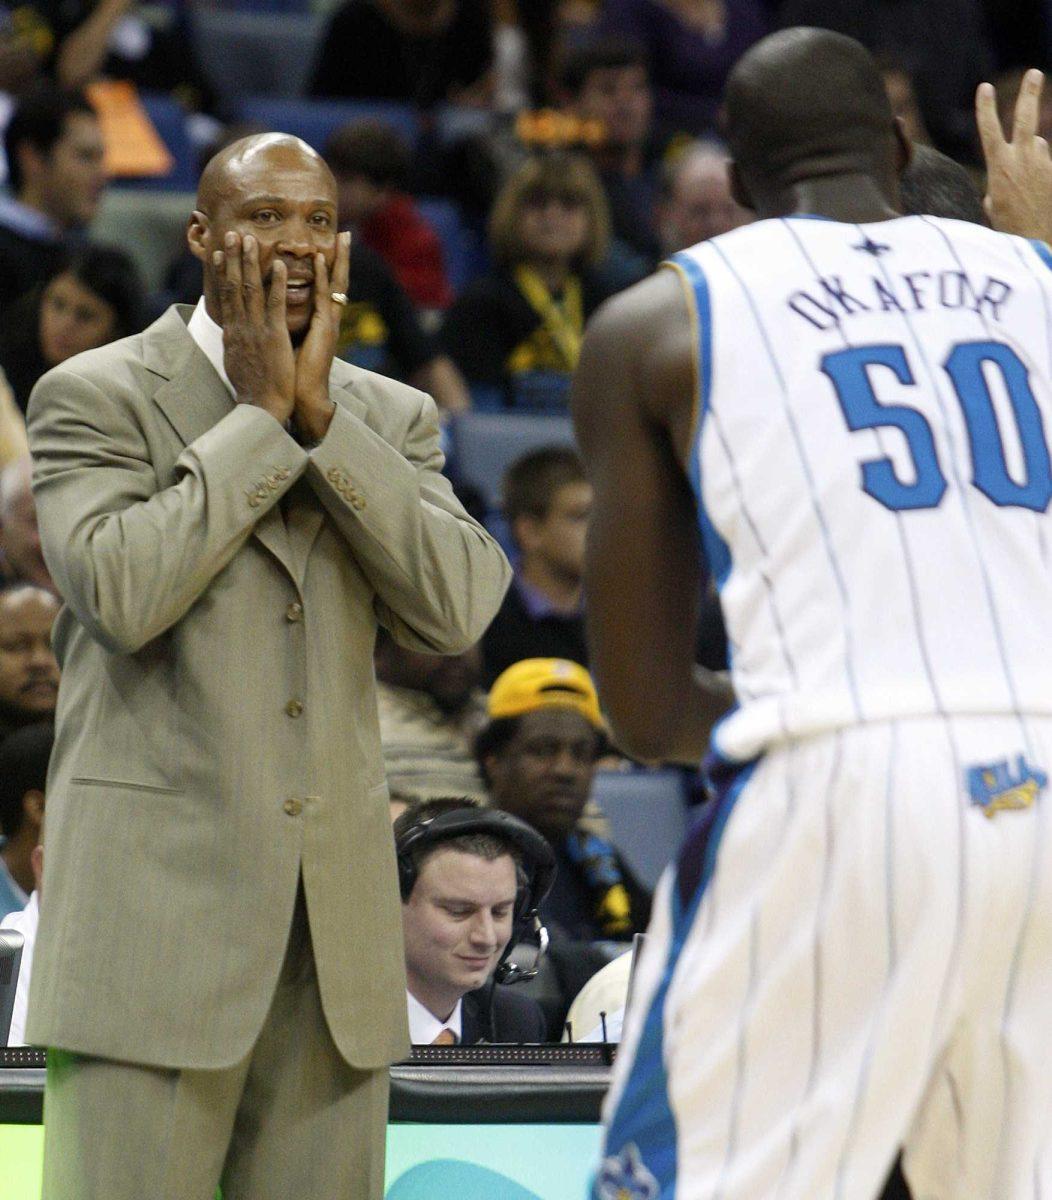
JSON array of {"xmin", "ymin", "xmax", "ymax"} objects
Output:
[{"xmin": 25, "ymin": 134, "xmax": 510, "ymax": 1199}]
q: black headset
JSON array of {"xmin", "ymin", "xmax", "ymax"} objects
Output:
[{"xmin": 396, "ymin": 807, "xmax": 556, "ymax": 985}]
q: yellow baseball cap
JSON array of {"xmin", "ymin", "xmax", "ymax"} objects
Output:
[{"xmin": 487, "ymin": 658, "xmax": 604, "ymax": 730}]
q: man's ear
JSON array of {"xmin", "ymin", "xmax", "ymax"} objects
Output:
[
  {"xmin": 23, "ymin": 788, "xmax": 44, "ymax": 829},
  {"xmin": 728, "ymin": 161, "xmax": 754, "ymax": 212},
  {"xmin": 511, "ymin": 513, "xmax": 540, "ymax": 554},
  {"xmin": 186, "ymin": 210, "xmax": 210, "ymax": 263},
  {"xmin": 893, "ymin": 117, "xmax": 913, "ymax": 176}
]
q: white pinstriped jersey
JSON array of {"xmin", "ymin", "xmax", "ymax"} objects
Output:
[{"xmin": 673, "ymin": 214, "xmax": 1052, "ymax": 763}]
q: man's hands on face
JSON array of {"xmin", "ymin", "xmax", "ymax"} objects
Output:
[
  {"xmin": 216, "ymin": 232, "xmax": 296, "ymax": 426},
  {"xmin": 293, "ymin": 231, "xmax": 351, "ymax": 445},
  {"xmin": 977, "ymin": 67, "xmax": 1052, "ymax": 243}
]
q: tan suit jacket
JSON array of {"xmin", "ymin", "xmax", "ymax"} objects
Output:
[{"xmin": 24, "ymin": 306, "xmax": 510, "ymax": 1070}]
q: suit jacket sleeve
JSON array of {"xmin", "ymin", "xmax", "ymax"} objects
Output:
[
  {"xmin": 28, "ymin": 367, "xmax": 308, "ymax": 654},
  {"xmin": 306, "ymin": 390, "xmax": 510, "ymax": 653}
]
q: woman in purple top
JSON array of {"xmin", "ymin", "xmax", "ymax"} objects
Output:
[{"xmin": 599, "ymin": 0, "xmax": 768, "ymax": 135}]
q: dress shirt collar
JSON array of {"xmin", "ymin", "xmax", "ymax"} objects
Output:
[
  {"xmin": 187, "ymin": 297, "xmax": 234, "ymax": 397},
  {"xmin": 0, "ymin": 887, "xmax": 38, "ymax": 932},
  {"xmin": 515, "ymin": 574, "xmax": 584, "ymax": 620},
  {"xmin": 406, "ymin": 989, "xmax": 462, "ymax": 1044},
  {"xmin": 0, "ymin": 196, "xmax": 60, "ymax": 241}
]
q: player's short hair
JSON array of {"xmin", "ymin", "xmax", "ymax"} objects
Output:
[
  {"xmin": 557, "ymin": 36, "xmax": 650, "ymax": 96},
  {"xmin": 725, "ymin": 29, "xmax": 894, "ymax": 195},
  {"xmin": 0, "ymin": 722, "xmax": 52, "ymax": 838},
  {"xmin": 5, "ymin": 85, "xmax": 96, "ymax": 196},
  {"xmin": 899, "ymin": 145, "xmax": 988, "ymax": 226},
  {"xmin": 488, "ymin": 151, "xmax": 610, "ymax": 269},
  {"xmin": 501, "ymin": 445, "xmax": 586, "ymax": 529},
  {"xmin": 324, "ymin": 120, "xmax": 411, "ymax": 190}
]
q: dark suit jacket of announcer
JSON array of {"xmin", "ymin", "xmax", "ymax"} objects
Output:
[{"xmin": 461, "ymin": 984, "xmax": 548, "ymax": 1045}]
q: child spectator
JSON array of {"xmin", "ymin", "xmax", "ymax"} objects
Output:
[
  {"xmin": 326, "ymin": 119, "xmax": 453, "ymax": 311},
  {"xmin": 310, "ymin": 0, "xmax": 495, "ymax": 110}
]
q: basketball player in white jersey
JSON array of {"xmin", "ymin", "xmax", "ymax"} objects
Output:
[{"xmin": 574, "ymin": 28, "xmax": 1052, "ymax": 1200}]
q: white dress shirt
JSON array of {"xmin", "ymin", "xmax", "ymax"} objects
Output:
[
  {"xmin": 187, "ymin": 297, "xmax": 234, "ymax": 396},
  {"xmin": 406, "ymin": 989, "xmax": 462, "ymax": 1045},
  {"xmin": 1, "ymin": 890, "xmax": 38, "ymax": 1046}
]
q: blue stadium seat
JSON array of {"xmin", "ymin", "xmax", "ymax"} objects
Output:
[
  {"xmin": 191, "ymin": 11, "xmax": 323, "ymax": 112},
  {"xmin": 447, "ymin": 410, "xmax": 576, "ymax": 511},
  {"xmin": 591, "ymin": 769, "xmax": 690, "ymax": 890},
  {"xmin": 508, "ymin": 371, "xmax": 573, "ymax": 412},
  {"xmin": 234, "ymin": 97, "xmax": 420, "ymax": 157},
  {"xmin": 416, "ymin": 196, "xmax": 490, "ymax": 295},
  {"xmin": 111, "ymin": 92, "xmax": 197, "ymax": 192}
]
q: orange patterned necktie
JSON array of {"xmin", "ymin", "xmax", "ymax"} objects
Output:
[{"xmin": 432, "ymin": 1028, "xmax": 456, "ymax": 1045}]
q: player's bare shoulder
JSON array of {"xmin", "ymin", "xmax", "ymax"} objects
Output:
[{"xmin": 573, "ymin": 267, "xmax": 696, "ymax": 464}]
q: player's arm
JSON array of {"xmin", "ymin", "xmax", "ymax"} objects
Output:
[{"xmin": 572, "ymin": 271, "xmax": 733, "ymax": 766}]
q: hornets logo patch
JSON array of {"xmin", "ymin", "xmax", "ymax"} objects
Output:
[
  {"xmin": 966, "ymin": 755, "xmax": 1047, "ymax": 818},
  {"xmin": 594, "ymin": 1143, "xmax": 660, "ymax": 1200}
]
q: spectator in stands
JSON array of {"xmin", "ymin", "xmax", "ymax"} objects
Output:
[
  {"xmin": 326, "ymin": 119, "xmax": 453, "ymax": 311},
  {"xmin": 482, "ymin": 446, "xmax": 590, "ymax": 685},
  {"xmin": 0, "ymin": 457, "xmax": 52, "ymax": 592},
  {"xmin": 0, "ymin": 245, "xmax": 145, "ymax": 413},
  {"xmin": 0, "ymin": 85, "xmax": 105, "ymax": 312},
  {"xmin": 880, "ymin": 58, "xmax": 931, "ymax": 146},
  {"xmin": 310, "ymin": 0, "xmax": 495, "ymax": 109},
  {"xmin": 0, "ymin": 375, "xmax": 28, "ymax": 471},
  {"xmin": 476, "ymin": 658, "xmax": 651, "ymax": 944},
  {"xmin": 376, "ymin": 628, "xmax": 489, "ymax": 803},
  {"xmin": 0, "ymin": 7, "xmax": 45, "ymax": 93},
  {"xmin": 0, "ymin": 584, "xmax": 59, "ymax": 740},
  {"xmin": 440, "ymin": 151, "xmax": 615, "ymax": 409},
  {"xmin": 394, "ymin": 797, "xmax": 548, "ymax": 1043},
  {"xmin": 0, "ymin": 721, "xmax": 50, "ymax": 921},
  {"xmin": 657, "ymin": 139, "xmax": 750, "ymax": 256},
  {"xmin": 336, "ymin": 241, "xmax": 473, "ymax": 410},
  {"xmin": 598, "ymin": 0, "xmax": 768, "ymax": 136},
  {"xmin": 556, "ymin": 37, "xmax": 663, "ymax": 263},
  {"xmin": 2, "ymin": 0, "xmax": 217, "ymax": 114},
  {"xmin": 899, "ymin": 143, "xmax": 988, "ymax": 225}
]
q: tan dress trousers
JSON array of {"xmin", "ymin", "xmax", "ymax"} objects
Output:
[{"xmin": 40, "ymin": 885, "xmax": 389, "ymax": 1200}]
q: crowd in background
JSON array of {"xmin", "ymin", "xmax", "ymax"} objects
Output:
[{"xmin": 0, "ymin": 0, "xmax": 1050, "ymax": 1055}]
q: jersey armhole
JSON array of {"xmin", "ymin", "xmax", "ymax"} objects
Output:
[
  {"xmin": 1027, "ymin": 238, "xmax": 1052, "ymax": 273},
  {"xmin": 662, "ymin": 256, "xmax": 710, "ymax": 466}
]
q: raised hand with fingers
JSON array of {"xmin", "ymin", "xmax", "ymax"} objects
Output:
[
  {"xmin": 293, "ymin": 230, "xmax": 351, "ymax": 445},
  {"xmin": 977, "ymin": 68, "xmax": 1052, "ymax": 242},
  {"xmin": 216, "ymin": 231, "xmax": 297, "ymax": 426}
]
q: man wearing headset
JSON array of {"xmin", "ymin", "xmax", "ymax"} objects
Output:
[{"xmin": 394, "ymin": 798, "xmax": 551, "ymax": 1045}]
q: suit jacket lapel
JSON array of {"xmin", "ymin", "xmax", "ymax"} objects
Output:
[
  {"xmin": 461, "ymin": 990, "xmax": 482, "ymax": 1045},
  {"xmin": 145, "ymin": 307, "xmax": 296, "ymax": 579}
]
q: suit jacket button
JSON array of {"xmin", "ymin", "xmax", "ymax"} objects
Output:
[
  {"xmin": 283, "ymin": 797, "xmax": 302, "ymax": 817},
  {"xmin": 285, "ymin": 602, "xmax": 303, "ymax": 623},
  {"xmin": 285, "ymin": 699, "xmax": 304, "ymax": 718}
]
